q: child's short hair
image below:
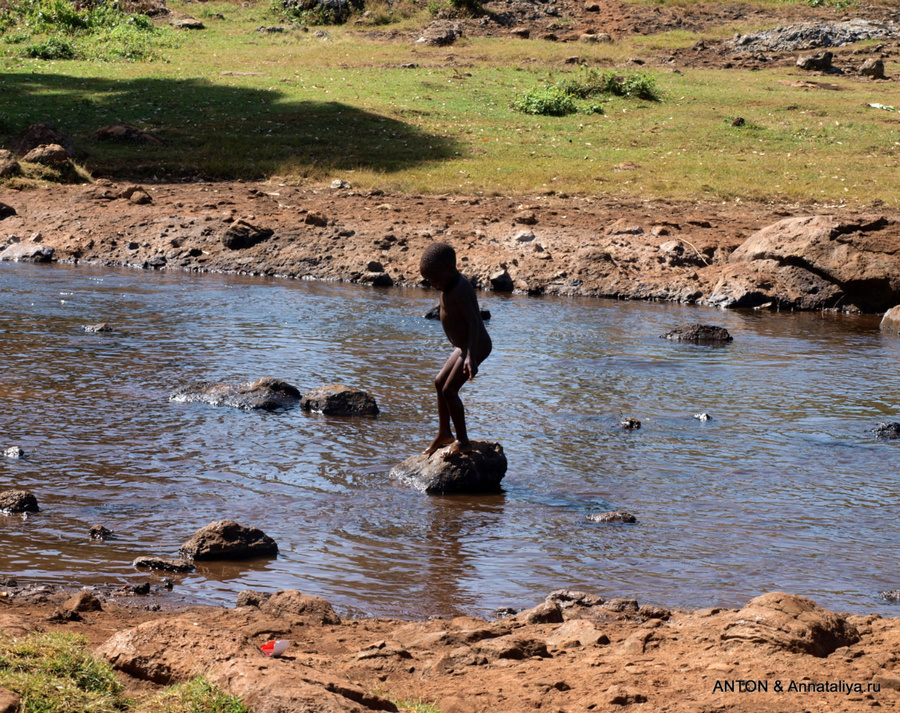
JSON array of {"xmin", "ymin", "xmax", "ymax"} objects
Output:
[{"xmin": 420, "ymin": 242, "xmax": 456, "ymax": 276}]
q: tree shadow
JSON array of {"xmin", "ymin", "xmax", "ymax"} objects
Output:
[{"xmin": 0, "ymin": 72, "xmax": 462, "ymax": 180}]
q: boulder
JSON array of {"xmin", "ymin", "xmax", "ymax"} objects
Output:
[
  {"xmin": 0, "ymin": 490, "xmax": 39, "ymax": 513},
  {"xmin": 475, "ymin": 634, "xmax": 550, "ymax": 660},
  {"xmin": 588, "ymin": 511, "xmax": 636, "ymax": 524},
  {"xmin": 489, "ymin": 269, "xmax": 514, "ymax": 292},
  {"xmin": 873, "ymin": 422, "xmax": 900, "ymax": 439},
  {"xmin": 301, "ymin": 384, "xmax": 379, "ymax": 416},
  {"xmin": 169, "ymin": 377, "xmax": 301, "ymax": 410},
  {"xmin": 662, "ymin": 323, "xmax": 733, "ymax": 344},
  {"xmin": 180, "ymin": 520, "xmax": 278, "ymax": 561},
  {"xmin": 64, "ymin": 590, "xmax": 103, "ymax": 612},
  {"xmin": 90, "ymin": 525, "xmax": 113, "ymax": 540},
  {"xmin": 260, "ymin": 590, "xmax": 342, "ymax": 625},
  {"xmin": 514, "ymin": 600, "xmax": 563, "ymax": 625},
  {"xmin": 721, "ymin": 591, "xmax": 860, "ymax": 657},
  {"xmin": 236, "ymin": 590, "xmax": 272, "ymax": 608},
  {"xmin": 391, "ymin": 441, "xmax": 507, "ymax": 495},
  {"xmin": 220, "ymin": 220, "xmax": 274, "ymax": 250},
  {"xmin": 859, "ymin": 58, "xmax": 885, "ymax": 79},
  {"xmin": 796, "ymin": 50, "xmax": 832, "ymax": 71},
  {"xmin": 620, "ymin": 417, "xmax": 640, "ymax": 430},
  {"xmin": 880, "ymin": 305, "xmax": 900, "ymax": 333},
  {"xmin": 0, "ymin": 242, "xmax": 55, "ymax": 263},
  {"xmin": 417, "ymin": 20, "xmax": 463, "ymax": 47},
  {"xmin": 132, "ymin": 556, "xmax": 196, "ymax": 573},
  {"xmin": 360, "ymin": 271, "xmax": 394, "ymax": 287},
  {"xmin": 10, "ymin": 122, "xmax": 75, "ymax": 157},
  {"xmin": 728, "ymin": 215, "xmax": 900, "ymax": 312},
  {"xmin": 0, "ymin": 157, "xmax": 20, "ymax": 178},
  {"xmin": 22, "ymin": 143, "xmax": 70, "ymax": 166},
  {"xmin": 171, "ymin": 17, "xmax": 204, "ymax": 29},
  {"xmin": 3, "ymin": 446, "xmax": 24, "ymax": 459}
]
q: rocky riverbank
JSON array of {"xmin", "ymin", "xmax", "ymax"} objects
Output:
[
  {"xmin": 2, "ymin": 182, "xmax": 900, "ymax": 314},
  {"xmin": 1, "ymin": 581, "xmax": 898, "ymax": 713}
]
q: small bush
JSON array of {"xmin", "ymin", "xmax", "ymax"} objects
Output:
[
  {"xmin": 21, "ymin": 36, "xmax": 79, "ymax": 59},
  {"xmin": 512, "ymin": 85, "xmax": 578, "ymax": 116}
]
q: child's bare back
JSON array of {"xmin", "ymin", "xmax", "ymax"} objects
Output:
[{"xmin": 419, "ymin": 242, "xmax": 492, "ymax": 459}]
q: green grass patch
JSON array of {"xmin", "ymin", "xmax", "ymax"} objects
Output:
[
  {"xmin": 1, "ymin": 0, "xmax": 899, "ymax": 204},
  {"xmin": 0, "ymin": 632, "xmax": 248, "ymax": 713}
]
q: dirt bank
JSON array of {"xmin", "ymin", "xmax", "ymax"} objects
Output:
[
  {"xmin": 3, "ymin": 182, "xmax": 899, "ymax": 312},
  {"xmin": 1, "ymin": 583, "xmax": 898, "ymax": 713}
]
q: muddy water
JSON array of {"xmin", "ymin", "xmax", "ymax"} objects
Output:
[{"xmin": 1, "ymin": 262, "xmax": 899, "ymax": 618}]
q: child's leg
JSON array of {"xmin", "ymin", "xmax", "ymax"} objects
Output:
[
  {"xmin": 438, "ymin": 354, "xmax": 473, "ymax": 458},
  {"xmin": 424, "ymin": 349, "xmax": 463, "ymax": 455}
]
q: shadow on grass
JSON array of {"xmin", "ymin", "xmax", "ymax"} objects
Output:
[{"xmin": 0, "ymin": 72, "xmax": 461, "ymax": 180}]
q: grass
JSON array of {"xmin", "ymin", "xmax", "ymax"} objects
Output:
[
  {"xmin": 0, "ymin": 0, "xmax": 899, "ymax": 205},
  {"xmin": 0, "ymin": 632, "xmax": 249, "ymax": 713}
]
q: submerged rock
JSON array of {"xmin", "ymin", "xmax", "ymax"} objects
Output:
[
  {"xmin": 0, "ymin": 490, "xmax": 39, "ymax": 514},
  {"xmin": 663, "ymin": 324, "xmax": 733, "ymax": 344},
  {"xmin": 588, "ymin": 511, "xmax": 636, "ymax": 524},
  {"xmin": 133, "ymin": 556, "xmax": 196, "ymax": 573},
  {"xmin": 90, "ymin": 525, "xmax": 113, "ymax": 540},
  {"xmin": 300, "ymin": 384, "xmax": 379, "ymax": 416},
  {"xmin": 83, "ymin": 322, "xmax": 114, "ymax": 333},
  {"xmin": 873, "ymin": 422, "xmax": 900, "ymax": 440},
  {"xmin": 170, "ymin": 377, "xmax": 301, "ymax": 410},
  {"xmin": 180, "ymin": 520, "xmax": 278, "ymax": 561},
  {"xmin": 3, "ymin": 446, "xmax": 24, "ymax": 459},
  {"xmin": 391, "ymin": 441, "xmax": 507, "ymax": 495}
]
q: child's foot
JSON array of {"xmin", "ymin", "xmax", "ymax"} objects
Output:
[
  {"xmin": 424, "ymin": 433, "xmax": 455, "ymax": 456},
  {"xmin": 440, "ymin": 440, "xmax": 473, "ymax": 459}
]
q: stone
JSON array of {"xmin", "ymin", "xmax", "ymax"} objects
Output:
[
  {"xmin": 546, "ymin": 589, "xmax": 605, "ymax": 610},
  {"xmin": 417, "ymin": 20, "xmax": 463, "ymax": 47},
  {"xmin": 796, "ymin": 50, "xmax": 833, "ymax": 71},
  {"xmin": 0, "ymin": 202, "xmax": 16, "ymax": 219},
  {"xmin": 514, "ymin": 600, "xmax": 564, "ymax": 625},
  {"xmin": 260, "ymin": 590, "xmax": 342, "ymax": 625},
  {"xmin": 0, "ymin": 490, "xmax": 39, "ymax": 513},
  {"xmin": 64, "ymin": 590, "xmax": 103, "ymax": 612},
  {"xmin": 639, "ymin": 604, "xmax": 671, "ymax": 620},
  {"xmin": 90, "ymin": 525, "xmax": 113, "ymax": 540},
  {"xmin": 171, "ymin": 17, "xmax": 204, "ymax": 29},
  {"xmin": 92, "ymin": 123, "xmax": 163, "ymax": 145},
  {"xmin": 220, "ymin": 220, "xmax": 274, "ymax": 250},
  {"xmin": 475, "ymin": 634, "xmax": 550, "ymax": 660},
  {"xmin": 391, "ymin": 441, "xmax": 507, "ymax": 495},
  {"xmin": 180, "ymin": 520, "xmax": 278, "ymax": 561},
  {"xmin": 860, "ymin": 58, "xmax": 885, "ymax": 79},
  {"xmin": 305, "ymin": 211, "xmax": 328, "ymax": 227},
  {"xmin": 83, "ymin": 322, "xmax": 114, "ymax": 333},
  {"xmin": 602, "ymin": 598, "xmax": 640, "ymax": 614},
  {"xmin": 133, "ymin": 556, "xmax": 196, "ymax": 573},
  {"xmin": 663, "ymin": 324, "xmax": 733, "ymax": 344},
  {"xmin": 129, "ymin": 190, "xmax": 152, "ymax": 205},
  {"xmin": 366, "ymin": 260, "xmax": 384, "ymax": 272},
  {"xmin": 620, "ymin": 417, "xmax": 640, "ymax": 430},
  {"xmin": 607, "ymin": 685, "xmax": 647, "ymax": 705},
  {"xmin": 721, "ymin": 591, "xmax": 860, "ymax": 657},
  {"xmin": 489, "ymin": 269, "xmax": 514, "ymax": 292},
  {"xmin": 0, "ymin": 158, "xmax": 20, "ymax": 178},
  {"xmin": 301, "ymin": 384, "xmax": 379, "ymax": 416},
  {"xmin": 0, "ymin": 242, "xmax": 55, "ymax": 263},
  {"xmin": 584, "ymin": 1, "xmax": 600, "ymax": 10},
  {"xmin": 360, "ymin": 271, "xmax": 394, "ymax": 287},
  {"xmin": 588, "ymin": 511, "xmax": 636, "ymax": 524},
  {"xmin": 21, "ymin": 143, "xmax": 70, "ymax": 166},
  {"xmin": 10, "ymin": 122, "xmax": 75, "ymax": 157},
  {"xmin": 873, "ymin": 422, "xmax": 900, "ymax": 439},
  {"xmin": 728, "ymin": 214, "xmax": 900, "ymax": 312},
  {"xmin": 880, "ymin": 589, "xmax": 900, "ymax": 602},
  {"xmin": 169, "ymin": 377, "xmax": 301, "ymax": 410},
  {"xmin": 509, "ymin": 27, "xmax": 530, "ymax": 39},
  {"xmin": 236, "ymin": 590, "xmax": 272, "ymax": 608},
  {"xmin": 580, "ymin": 32, "xmax": 611, "ymax": 43},
  {"xmin": 546, "ymin": 619, "xmax": 609, "ymax": 648},
  {"xmin": 881, "ymin": 306, "xmax": 900, "ymax": 333},
  {"xmin": 3, "ymin": 446, "xmax": 24, "ymax": 459},
  {"xmin": 694, "ymin": 412, "xmax": 712, "ymax": 421},
  {"xmin": 606, "ymin": 219, "xmax": 643, "ymax": 236},
  {"xmin": 331, "ymin": 179, "xmax": 351, "ymax": 189},
  {"xmin": 0, "ymin": 686, "xmax": 19, "ymax": 713},
  {"xmin": 513, "ymin": 229, "xmax": 536, "ymax": 243}
]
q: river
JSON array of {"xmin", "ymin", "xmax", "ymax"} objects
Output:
[{"xmin": 1, "ymin": 262, "xmax": 898, "ymax": 618}]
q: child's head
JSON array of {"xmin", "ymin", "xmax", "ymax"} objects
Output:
[{"xmin": 420, "ymin": 242, "xmax": 458, "ymax": 289}]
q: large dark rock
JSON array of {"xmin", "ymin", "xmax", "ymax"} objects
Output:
[
  {"xmin": 796, "ymin": 50, "xmax": 832, "ymax": 71},
  {"xmin": 391, "ymin": 441, "xmax": 507, "ymax": 494},
  {"xmin": 663, "ymin": 324, "xmax": 733, "ymax": 344},
  {"xmin": 873, "ymin": 422, "xmax": 900, "ymax": 440},
  {"xmin": 0, "ymin": 242, "xmax": 55, "ymax": 263},
  {"xmin": 133, "ymin": 556, "xmax": 196, "ymax": 573},
  {"xmin": 0, "ymin": 490, "xmax": 39, "ymax": 513},
  {"xmin": 301, "ymin": 384, "xmax": 379, "ymax": 416},
  {"xmin": 220, "ymin": 220, "xmax": 274, "ymax": 250},
  {"xmin": 169, "ymin": 377, "xmax": 301, "ymax": 410},
  {"xmin": 180, "ymin": 520, "xmax": 278, "ymax": 561},
  {"xmin": 721, "ymin": 592, "xmax": 860, "ymax": 657},
  {"xmin": 10, "ymin": 123, "xmax": 75, "ymax": 157}
]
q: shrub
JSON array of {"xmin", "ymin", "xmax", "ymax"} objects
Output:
[
  {"xmin": 512, "ymin": 85, "xmax": 578, "ymax": 116},
  {"xmin": 21, "ymin": 36, "xmax": 79, "ymax": 59}
]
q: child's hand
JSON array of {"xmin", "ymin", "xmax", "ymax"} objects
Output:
[{"xmin": 464, "ymin": 355, "xmax": 478, "ymax": 380}]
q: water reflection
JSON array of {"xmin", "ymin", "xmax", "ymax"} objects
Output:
[{"xmin": 1, "ymin": 262, "xmax": 899, "ymax": 618}]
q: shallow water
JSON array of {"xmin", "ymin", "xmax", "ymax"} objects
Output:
[{"xmin": 1, "ymin": 262, "xmax": 899, "ymax": 618}]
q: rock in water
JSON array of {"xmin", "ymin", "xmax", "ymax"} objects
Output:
[
  {"xmin": 663, "ymin": 324, "xmax": 733, "ymax": 344},
  {"xmin": 300, "ymin": 384, "xmax": 379, "ymax": 416},
  {"xmin": 0, "ymin": 490, "xmax": 39, "ymax": 513},
  {"xmin": 170, "ymin": 377, "xmax": 301, "ymax": 410},
  {"xmin": 180, "ymin": 520, "xmax": 278, "ymax": 561},
  {"xmin": 391, "ymin": 441, "xmax": 507, "ymax": 494},
  {"xmin": 873, "ymin": 422, "xmax": 900, "ymax": 440}
]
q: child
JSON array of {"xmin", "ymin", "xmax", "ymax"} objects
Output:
[{"xmin": 419, "ymin": 242, "xmax": 492, "ymax": 459}]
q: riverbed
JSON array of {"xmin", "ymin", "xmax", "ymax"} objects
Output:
[{"xmin": 1, "ymin": 262, "xmax": 898, "ymax": 618}]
